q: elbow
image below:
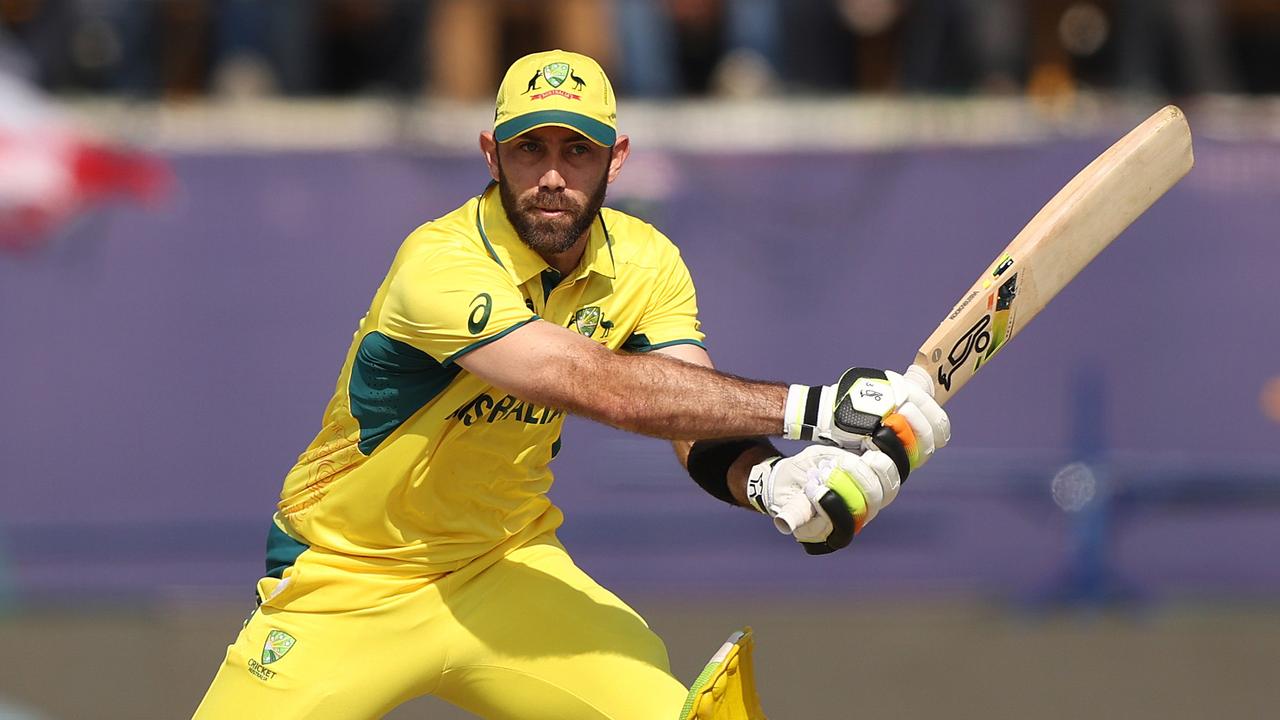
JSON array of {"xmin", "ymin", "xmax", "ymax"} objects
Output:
[
  {"xmin": 532, "ymin": 343, "xmax": 633, "ymax": 427},
  {"xmin": 594, "ymin": 392, "xmax": 641, "ymax": 431},
  {"xmin": 592, "ymin": 386, "xmax": 675, "ymax": 438},
  {"xmin": 532, "ymin": 340, "xmax": 667, "ymax": 436},
  {"xmin": 568, "ymin": 359, "xmax": 647, "ymax": 432}
]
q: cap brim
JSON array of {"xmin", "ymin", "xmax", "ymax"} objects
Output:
[{"xmin": 494, "ymin": 110, "xmax": 616, "ymax": 147}]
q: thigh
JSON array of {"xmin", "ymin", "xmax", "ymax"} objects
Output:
[
  {"xmin": 435, "ymin": 537, "xmax": 688, "ymax": 720},
  {"xmin": 192, "ymin": 556, "xmax": 448, "ymax": 720}
]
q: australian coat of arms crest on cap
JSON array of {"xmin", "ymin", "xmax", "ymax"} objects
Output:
[
  {"xmin": 546, "ymin": 62, "xmax": 586, "ymax": 91},
  {"xmin": 543, "ymin": 62, "xmax": 570, "ymax": 88}
]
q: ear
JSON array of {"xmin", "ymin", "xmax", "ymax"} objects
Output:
[
  {"xmin": 479, "ymin": 131, "xmax": 500, "ymax": 182},
  {"xmin": 606, "ymin": 135, "xmax": 631, "ymax": 184}
]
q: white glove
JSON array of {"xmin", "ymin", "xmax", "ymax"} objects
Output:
[
  {"xmin": 745, "ymin": 444, "xmax": 902, "ymax": 555},
  {"xmin": 782, "ymin": 367, "xmax": 950, "ymax": 481}
]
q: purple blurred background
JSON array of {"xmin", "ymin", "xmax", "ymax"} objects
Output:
[{"xmin": 3, "ymin": 135, "xmax": 1278, "ymax": 603}]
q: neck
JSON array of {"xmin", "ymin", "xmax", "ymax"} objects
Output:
[{"xmin": 539, "ymin": 232, "xmax": 590, "ymax": 276}]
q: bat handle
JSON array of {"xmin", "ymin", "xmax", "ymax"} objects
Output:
[{"xmin": 904, "ymin": 364, "xmax": 935, "ymax": 398}]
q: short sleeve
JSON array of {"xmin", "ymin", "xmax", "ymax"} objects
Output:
[
  {"xmin": 380, "ymin": 247, "xmax": 537, "ymax": 365},
  {"xmin": 622, "ymin": 244, "xmax": 705, "ymax": 353}
]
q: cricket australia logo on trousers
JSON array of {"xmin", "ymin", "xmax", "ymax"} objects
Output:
[
  {"xmin": 248, "ymin": 629, "xmax": 296, "ymax": 681},
  {"xmin": 262, "ymin": 629, "xmax": 296, "ymax": 664}
]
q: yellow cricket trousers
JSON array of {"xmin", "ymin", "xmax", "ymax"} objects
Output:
[{"xmin": 193, "ymin": 533, "xmax": 688, "ymax": 719}]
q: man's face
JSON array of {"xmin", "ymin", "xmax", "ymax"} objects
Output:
[{"xmin": 494, "ymin": 126, "xmax": 612, "ymax": 256}]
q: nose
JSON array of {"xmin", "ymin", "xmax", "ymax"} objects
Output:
[{"xmin": 538, "ymin": 166, "xmax": 566, "ymax": 193}]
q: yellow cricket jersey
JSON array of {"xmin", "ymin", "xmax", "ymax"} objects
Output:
[{"xmin": 266, "ymin": 182, "xmax": 704, "ymax": 578}]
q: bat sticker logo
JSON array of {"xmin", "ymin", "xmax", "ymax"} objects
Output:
[
  {"xmin": 937, "ymin": 315, "xmax": 992, "ymax": 391},
  {"xmin": 859, "ymin": 388, "xmax": 884, "ymax": 401}
]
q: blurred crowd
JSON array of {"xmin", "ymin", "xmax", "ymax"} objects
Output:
[{"xmin": 0, "ymin": 0, "xmax": 1277, "ymax": 100}]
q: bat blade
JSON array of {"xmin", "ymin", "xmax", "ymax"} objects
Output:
[{"xmin": 910, "ymin": 105, "xmax": 1194, "ymax": 404}]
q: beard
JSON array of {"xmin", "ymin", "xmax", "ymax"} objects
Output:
[{"xmin": 498, "ymin": 163, "xmax": 608, "ymax": 257}]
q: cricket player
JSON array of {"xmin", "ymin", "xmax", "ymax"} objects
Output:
[{"xmin": 194, "ymin": 50, "xmax": 950, "ymax": 720}]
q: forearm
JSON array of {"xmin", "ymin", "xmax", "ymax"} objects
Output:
[
  {"xmin": 557, "ymin": 347, "xmax": 788, "ymax": 440},
  {"xmin": 457, "ymin": 319, "xmax": 788, "ymax": 441}
]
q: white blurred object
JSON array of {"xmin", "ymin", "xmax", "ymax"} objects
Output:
[
  {"xmin": 0, "ymin": 73, "xmax": 59, "ymax": 130},
  {"xmin": 1051, "ymin": 462, "xmax": 1098, "ymax": 512}
]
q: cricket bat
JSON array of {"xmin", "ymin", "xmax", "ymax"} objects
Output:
[{"xmin": 907, "ymin": 105, "xmax": 1194, "ymax": 404}]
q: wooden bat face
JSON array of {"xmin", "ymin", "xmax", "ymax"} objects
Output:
[{"xmin": 910, "ymin": 106, "xmax": 1195, "ymax": 404}]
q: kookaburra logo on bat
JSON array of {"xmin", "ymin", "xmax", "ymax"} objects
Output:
[{"xmin": 937, "ymin": 315, "xmax": 992, "ymax": 391}]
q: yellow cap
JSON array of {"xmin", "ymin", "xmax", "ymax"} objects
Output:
[{"xmin": 494, "ymin": 50, "xmax": 617, "ymax": 147}]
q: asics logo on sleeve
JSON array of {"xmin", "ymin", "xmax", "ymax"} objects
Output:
[{"xmin": 468, "ymin": 293, "xmax": 493, "ymax": 334}]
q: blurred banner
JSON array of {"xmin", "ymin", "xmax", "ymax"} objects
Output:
[
  {"xmin": 2, "ymin": 127, "xmax": 1277, "ymax": 603},
  {"xmin": 0, "ymin": 74, "xmax": 169, "ymax": 253}
]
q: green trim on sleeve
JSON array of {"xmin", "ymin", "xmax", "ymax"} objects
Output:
[
  {"xmin": 622, "ymin": 333, "xmax": 706, "ymax": 353},
  {"xmin": 641, "ymin": 338, "xmax": 706, "ymax": 351},
  {"xmin": 445, "ymin": 315, "xmax": 541, "ymax": 366}
]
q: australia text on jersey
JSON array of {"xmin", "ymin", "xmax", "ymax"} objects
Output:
[{"xmin": 449, "ymin": 392, "xmax": 566, "ymax": 427}]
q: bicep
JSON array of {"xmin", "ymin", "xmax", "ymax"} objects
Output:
[{"xmin": 454, "ymin": 318, "xmax": 610, "ymax": 406}]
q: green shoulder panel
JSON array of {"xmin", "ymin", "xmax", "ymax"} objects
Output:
[{"xmin": 349, "ymin": 331, "xmax": 462, "ymax": 455}]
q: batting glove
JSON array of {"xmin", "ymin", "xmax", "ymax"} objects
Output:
[
  {"xmin": 745, "ymin": 445, "xmax": 902, "ymax": 555},
  {"xmin": 782, "ymin": 367, "xmax": 950, "ymax": 482}
]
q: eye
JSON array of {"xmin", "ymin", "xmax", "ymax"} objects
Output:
[
  {"xmin": 518, "ymin": 141, "xmax": 540, "ymax": 153},
  {"xmin": 567, "ymin": 144, "xmax": 591, "ymax": 157}
]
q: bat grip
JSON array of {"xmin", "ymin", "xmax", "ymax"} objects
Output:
[{"xmin": 904, "ymin": 364, "xmax": 935, "ymax": 398}]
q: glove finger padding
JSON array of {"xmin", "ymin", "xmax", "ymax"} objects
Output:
[
  {"xmin": 788, "ymin": 447, "xmax": 863, "ymax": 546},
  {"xmin": 796, "ymin": 452, "xmax": 871, "ymax": 554},
  {"xmin": 751, "ymin": 445, "xmax": 901, "ymax": 555},
  {"xmin": 793, "ymin": 450, "xmax": 902, "ymax": 551},
  {"xmin": 898, "ymin": 371, "xmax": 951, "ymax": 449},
  {"xmin": 857, "ymin": 450, "xmax": 902, "ymax": 519},
  {"xmin": 838, "ymin": 451, "xmax": 886, "ymax": 526},
  {"xmin": 801, "ymin": 487, "xmax": 857, "ymax": 555},
  {"xmin": 870, "ymin": 424, "xmax": 912, "ymax": 482},
  {"xmin": 893, "ymin": 403, "xmax": 934, "ymax": 466}
]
